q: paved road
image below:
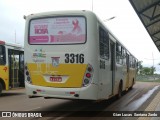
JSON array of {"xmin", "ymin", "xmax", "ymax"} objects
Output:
[{"xmin": 0, "ymin": 82, "xmax": 160, "ymax": 120}]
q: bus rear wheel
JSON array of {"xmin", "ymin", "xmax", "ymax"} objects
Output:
[
  {"xmin": 130, "ymin": 79, "xmax": 134, "ymax": 90},
  {"xmin": 117, "ymin": 82, "xmax": 122, "ymax": 99}
]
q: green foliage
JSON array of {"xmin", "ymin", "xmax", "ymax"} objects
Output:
[
  {"xmin": 137, "ymin": 61, "xmax": 143, "ymax": 75},
  {"xmin": 140, "ymin": 66, "xmax": 156, "ymax": 75},
  {"xmin": 137, "ymin": 61, "xmax": 156, "ymax": 75}
]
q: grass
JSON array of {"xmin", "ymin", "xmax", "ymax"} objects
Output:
[
  {"xmin": 136, "ymin": 75, "xmax": 160, "ymax": 83},
  {"xmin": 136, "ymin": 79, "xmax": 160, "ymax": 83}
]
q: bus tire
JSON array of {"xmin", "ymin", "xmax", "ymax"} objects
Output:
[
  {"xmin": 117, "ymin": 82, "xmax": 122, "ymax": 99},
  {"xmin": 0, "ymin": 83, "xmax": 2, "ymax": 94},
  {"xmin": 130, "ymin": 79, "xmax": 134, "ymax": 90}
]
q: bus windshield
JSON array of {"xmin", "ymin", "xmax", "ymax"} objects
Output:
[{"xmin": 29, "ymin": 16, "xmax": 86, "ymax": 45}]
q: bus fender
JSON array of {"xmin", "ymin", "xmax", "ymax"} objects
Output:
[{"xmin": 0, "ymin": 78, "xmax": 5, "ymax": 94}]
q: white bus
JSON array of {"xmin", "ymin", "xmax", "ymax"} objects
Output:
[
  {"xmin": 0, "ymin": 40, "xmax": 24, "ymax": 94},
  {"xmin": 24, "ymin": 10, "xmax": 137, "ymax": 100}
]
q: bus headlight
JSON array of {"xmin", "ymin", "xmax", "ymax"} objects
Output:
[{"xmin": 82, "ymin": 64, "xmax": 93, "ymax": 87}]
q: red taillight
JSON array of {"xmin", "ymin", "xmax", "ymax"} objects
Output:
[
  {"xmin": 86, "ymin": 73, "xmax": 91, "ymax": 78},
  {"xmin": 82, "ymin": 64, "xmax": 93, "ymax": 87},
  {"xmin": 88, "ymin": 67, "xmax": 92, "ymax": 72}
]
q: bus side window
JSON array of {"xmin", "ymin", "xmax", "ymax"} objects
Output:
[
  {"xmin": 99, "ymin": 27, "xmax": 109, "ymax": 60},
  {"xmin": 132, "ymin": 58, "xmax": 135, "ymax": 68},
  {"xmin": 129, "ymin": 55, "xmax": 133, "ymax": 68},
  {"xmin": 122, "ymin": 48, "xmax": 126, "ymax": 65},
  {"xmin": 0, "ymin": 45, "xmax": 6, "ymax": 65},
  {"xmin": 116, "ymin": 43, "xmax": 122, "ymax": 64}
]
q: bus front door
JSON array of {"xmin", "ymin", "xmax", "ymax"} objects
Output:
[
  {"xmin": 126, "ymin": 53, "xmax": 130, "ymax": 90},
  {"xmin": 110, "ymin": 41, "xmax": 115, "ymax": 95},
  {"xmin": 8, "ymin": 49, "xmax": 24, "ymax": 88}
]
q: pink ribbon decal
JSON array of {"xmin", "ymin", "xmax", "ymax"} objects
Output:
[{"xmin": 72, "ymin": 19, "xmax": 81, "ymax": 33}]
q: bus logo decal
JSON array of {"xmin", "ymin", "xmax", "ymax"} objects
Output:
[
  {"xmin": 51, "ymin": 57, "xmax": 60, "ymax": 67},
  {"xmin": 3, "ymin": 67, "xmax": 7, "ymax": 72},
  {"xmin": 32, "ymin": 49, "xmax": 46, "ymax": 62}
]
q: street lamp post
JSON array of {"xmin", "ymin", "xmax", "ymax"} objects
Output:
[
  {"xmin": 92, "ymin": 0, "xmax": 93, "ymax": 12},
  {"xmin": 103, "ymin": 16, "xmax": 116, "ymax": 22}
]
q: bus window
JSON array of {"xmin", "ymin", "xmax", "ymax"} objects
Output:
[
  {"xmin": 0, "ymin": 45, "xmax": 6, "ymax": 65},
  {"xmin": 19, "ymin": 52, "xmax": 24, "ymax": 70},
  {"xmin": 29, "ymin": 17, "xmax": 86, "ymax": 45},
  {"xmin": 19, "ymin": 52, "xmax": 24, "ymax": 87},
  {"xmin": 122, "ymin": 48, "xmax": 126, "ymax": 65},
  {"xmin": 99, "ymin": 27, "xmax": 109, "ymax": 60},
  {"xmin": 116, "ymin": 43, "xmax": 122, "ymax": 64},
  {"xmin": 129, "ymin": 55, "xmax": 133, "ymax": 67},
  {"xmin": 132, "ymin": 57, "xmax": 135, "ymax": 68}
]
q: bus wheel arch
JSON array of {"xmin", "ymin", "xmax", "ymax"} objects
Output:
[
  {"xmin": 0, "ymin": 78, "xmax": 6, "ymax": 94},
  {"xmin": 117, "ymin": 80, "xmax": 123, "ymax": 99},
  {"xmin": 130, "ymin": 78, "xmax": 134, "ymax": 90}
]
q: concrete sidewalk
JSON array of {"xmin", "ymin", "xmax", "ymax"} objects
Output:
[{"xmin": 137, "ymin": 90, "xmax": 160, "ymax": 120}]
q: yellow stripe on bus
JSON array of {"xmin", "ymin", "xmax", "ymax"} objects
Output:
[
  {"xmin": 0, "ymin": 66, "xmax": 9, "ymax": 90},
  {"xmin": 27, "ymin": 63, "xmax": 87, "ymax": 88},
  {"xmin": 125, "ymin": 68, "xmax": 136, "ymax": 90}
]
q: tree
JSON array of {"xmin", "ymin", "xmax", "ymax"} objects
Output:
[
  {"xmin": 150, "ymin": 66, "xmax": 156, "ymax": 75},
  {"xmin": 137, "ymin": 61, "xmax": 143, "ymax": 75},
  {"xmin": 142, "ymin": 67, "xmax": 151, "ymax": 75},
  {"xmin": 137, "ymin": 61, "xmax": 156, "ymax": 75},
  {"xmin": 141, "ymin": 66, "xmax": 156, "ymax": 75}
]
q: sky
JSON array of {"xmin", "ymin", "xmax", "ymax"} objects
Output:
[{"xmin": 0, "ymin": 0, "xmax": 160, "ymax": 73}]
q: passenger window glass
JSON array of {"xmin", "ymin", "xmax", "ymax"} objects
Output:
[
  {"xmin": 0, "ymin": 45, "xmax": 6, "ymax": 65},
  {"xmin": 99, "ymin": 27, "xmax": 109, "ymax": 60}
]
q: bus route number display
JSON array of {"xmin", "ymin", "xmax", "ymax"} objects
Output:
[{"xmin": 65, "ymin": 53, "xmax": 84, "ymax": 63}]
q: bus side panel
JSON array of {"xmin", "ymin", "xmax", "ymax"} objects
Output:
[
  {"xmin": 124, "ymin": 66, "xmax": 129, "ymax": 90},
  {"xmin": 79, "ymin": 84, "xmax": 99, "ymax": 100},
  {"xmin": 0, "ymin": 66, "xmax": 9, "ymax": 90},
  {"xmin": 114, "ymin": 64, "xmax": 124, "ymax": 94},
  {"xmin": 98, "ymin": 60, "xmax": 112, "ymax": 99},
  {"xmin": 129, "ymin": 68, "xmax": 136, "ymax": 87}
]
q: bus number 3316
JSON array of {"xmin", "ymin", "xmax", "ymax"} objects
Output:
[{"xmin": 65, "ymin": 53, "xmax": 84, "ymax": 64}]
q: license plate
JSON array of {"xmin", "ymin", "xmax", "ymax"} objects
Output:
[{"xmin": 50, "ymin": 76, "xmax": 62, "ymax": 82}]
